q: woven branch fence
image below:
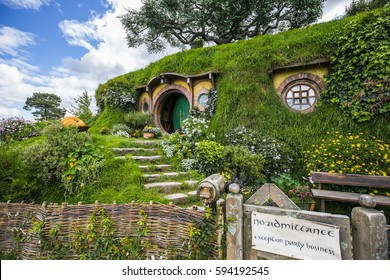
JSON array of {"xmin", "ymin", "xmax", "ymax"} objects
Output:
[{"xmin": 0, "ymin": 202, "xmax": 221, "ymax": 260}]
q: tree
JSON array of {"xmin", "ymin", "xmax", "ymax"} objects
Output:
[
  {"xmin": 23, "ymin": 92, "xmax": 65, "ymax": 121},
  {"xmin": 345, "ymin": 0, "xmax": 390, "ymax": 17},
  {"xmin": 69, "ymin": 91, "xmax": 94, "ymax": 124},
  {"xmin": 120, "ymin": 0, "xmax": 325, "ymax": 53}
]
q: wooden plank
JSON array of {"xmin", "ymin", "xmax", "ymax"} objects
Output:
[
  {"xmin": 245, "ymin": 183, "xmax": 300, "ymax": 210},
  {"xmin": 312, "ymin": 189, "xmax": 390, "ymax": 207},
  {"xmin": 310, "ymin": 172, "xmax": 390, "ymax": 189}
]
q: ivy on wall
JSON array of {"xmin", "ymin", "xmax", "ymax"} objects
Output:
[{"xmin": 323, "ymin": 4, "xmax": 390, "ymax": 122}]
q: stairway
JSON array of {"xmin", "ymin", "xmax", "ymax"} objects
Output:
[{"xmin": 111, "ymin": 140, "xmax": 201, "ymax": 206}]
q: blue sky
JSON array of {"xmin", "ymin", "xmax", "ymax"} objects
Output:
[{"xmin": 0, "ymin": 0, "xmax": 353, "ymax": 120}]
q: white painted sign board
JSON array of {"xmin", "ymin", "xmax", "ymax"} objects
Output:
[{"xmin": 252, "ymin": 211, "xmax": 342, "ymax": 260}]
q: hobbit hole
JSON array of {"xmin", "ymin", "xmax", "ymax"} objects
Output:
[{"xmin": 137, "ymin": 72, "xmax": 217, "ymax": 133}]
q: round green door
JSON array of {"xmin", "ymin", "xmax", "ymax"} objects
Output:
[{"xmin": 172, "ymin": 95, "xmax": 190, "ymax": 131}]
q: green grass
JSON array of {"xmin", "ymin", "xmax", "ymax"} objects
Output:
[
  {"xmin": 67, "ymin": 156, "xmax": 168, "ymax": 204},
  {"xmin": 95, "ymin": 9, "xmax": 390, "ymax": 183}
]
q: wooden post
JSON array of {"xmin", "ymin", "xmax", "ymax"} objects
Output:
[{"xmin": 226, "ymin": 183, "xmax": 243, "ymax": 260}]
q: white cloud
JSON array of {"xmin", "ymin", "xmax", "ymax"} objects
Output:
[
  {"xmin": 0, "ymin": 26, "xmax": 37, "ymax": 57},
  {"xmin": 0, "ymin": 0, "xmax": 51, "ymax": 10},
  {"xmin": 319, "ymin": 0, "xmax": 353, "ymax": 22}
]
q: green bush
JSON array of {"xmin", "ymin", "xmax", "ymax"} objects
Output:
[
  {"xmin": 194, "ymin": 140, "xmax": 224, "ymax": 175},
  {"xmin": 222, "ymin": 145, "xmax": 265, "ymax": 194},
  {"xmin": 99, "ymin": 127, "xmax": 110, "ymax": 135},
  {"xmin": 271, "ymin": 173, "xmax": 301, "ymax": 192},
  {"xmin": 23, "ymin": 122, "xmax": 105, "ymax": 198},
  {"xmin": 0, "ymin": 143, "xmax": 39, "ymax": 202},
  {"xmin": 225, "ymin": 127, "xmax": 293, "ymax": 179},
  {"xmin": 124, "ymin": 111, "xmax": 153, "ymax": 129},
  {"xmin": 110, "ymin": 124, "xmax": 131, "ymax": 138}
]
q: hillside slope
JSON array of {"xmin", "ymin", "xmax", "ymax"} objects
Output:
[{"xmin": 93, "ymin": 8, "xmax": 390, "ymax": 177}]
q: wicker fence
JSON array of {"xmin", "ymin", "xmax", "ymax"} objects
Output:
[{"xmin": 0, "ymin": 202, "xmax": 220, "ymax": 260}]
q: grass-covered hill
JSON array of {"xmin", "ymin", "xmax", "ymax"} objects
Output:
[{"xmin": 93, "ymin": 6, "xmax": 390, "ymax": 179}]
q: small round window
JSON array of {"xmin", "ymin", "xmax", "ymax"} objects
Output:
[
  {"xmin": 142, "ymin": 101, "xmax": 149, "ymax": 113},
  {"xmin": 198, "ymin": 93, "xmax": 209, "ymax": 107},
  {"xmin": 283, "ymin": 81, "xmax": 319, "ymax": 112}
]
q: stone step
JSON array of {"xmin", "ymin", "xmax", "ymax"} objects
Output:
[
  {"xmin": 187, "ymin": 190, "xmax": 198, "ymax": 197},
  {"xmin": 111, "ymin": 147, "xmax": 158, "ymax": 156},
  {"xmin": 144, "ymin": 182, "xmax": 183, "ymax": 193},
  {"xmin": 164, "ymin": 193, "xmax": 189, "ymax": 204},
  {"xmin": 139, "ymin": 164, "xmax": 172, "ymax": 171},
  {"xmin": 133, "ymin": 140, "xmax": 161, "ymax": 147},
  {"xmin": 184, "ymin": 180, "xmax": 199, "ymax": 187},
  {"xmin": 143, "ymin": 172, "xmax": 187, "ymax": 182},
  {"xmin": 132, "ymin": 155, "xmax": 162, "ymax": 162}
]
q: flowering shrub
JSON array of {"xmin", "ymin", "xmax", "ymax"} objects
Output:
[
  {"xmin": 0, "ymin": 117, "xmax": 39, "ymax": 142},
  {"xmin": 225, "ymin": 127, "xmax": 293, "ymax": 179},
  {"xmin": 161, "ymin": 132, "xmax": 190, "ymax": 159},
  {"xmin": 287, "ymin": 185, "xmax": 313, "ymax": 206},
  {"xmin": 181, "ymin": 158, "xmax": 197, "ymax": 171},
  {"xmin": 304, "ymin": 131, "xmax": 390, "ymax": 176},
  {"xmin": 110, "ymin": 124, "xmax": 131, "ymax": 138},
  {"xmin": 202, "ymin": 88, "xmax": 218, "ymax": 119},
  {"xmin": 182, "ymin": 115, "xmax": 214, "ymax": 142},
  {"xmin": 97, "ymin": 81, "xmax": 136, "ymax": 110},
  {"xmin": 304, "ymin": 131, "xmax": 390, "ymax": 196},
  {"xmin": 61, "ymin": 142, "xmax": 105, "ymax": 196},
  {"xmin": 23, "ymin": 122, "xmax": 105, "ymax": 198}
]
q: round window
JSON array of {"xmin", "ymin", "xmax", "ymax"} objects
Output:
[
  {"xmin": 142, "ymin": 101, "xmax": 149, "ymax": 113},
  {"xmin": 198, "ymin": 94, "xmax": 209, "ymax": 107},
  {"xmin": 282, "ymin": 81, "xmax": 319, "ymax": 112}
]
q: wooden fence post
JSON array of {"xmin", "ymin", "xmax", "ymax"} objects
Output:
[
  {"xmin": 226, "ymin": 183, "xmax": 243, "ymax": 260},
  {"xmin": 351, "ymin": 195, "xmax": 388, "ymax": 260}
]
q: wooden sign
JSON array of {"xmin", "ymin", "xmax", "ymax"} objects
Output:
[{"xmin": 251, "ymin": 211, "xmax": 342, "ymax": 260}]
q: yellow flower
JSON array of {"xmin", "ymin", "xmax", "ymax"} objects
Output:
[
  {"xmin": 66, "ymin": 175, "xmax": 72, "ymax": 181},
  {"xmin": 69, "ymin": 162, "xmax": 75, "ymax": 168},
  {"xmin": 386, "ymin": 192, "xmax": 390, "ymax": 197},
  {"xmin": 373, "ymin": 189, "xmax": 379, "ymax": 194}
]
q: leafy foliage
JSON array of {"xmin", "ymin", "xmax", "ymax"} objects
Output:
[
  {"xmin": 124, "ymin": 111, "xmax": 153, "ymax": 129},
  {"xmin": 96, "ymin": 80, "xmax": 136, "ymax": 111},
  {"xmin": 69, "ymin": 91, "xmax": 94, "ymax": 125},
  {"xmin": 110, "ymin": 124, "xmax": 131, "ymax": 138},
  {"xmin": 345, "ymin": 0, "xmax": 390, "ymax": 16},
  {"xmin": 23, "ymin": 122, "xmax": 105, "ymax": 199},
  {"xmin": 222, "ymin": 145, "xmax": 265, "ymax": 192},
  {"xmin": 183, "ymin": 208, "xmax": 218, "ymax": 260},
  {"xmin": 23, "ymin": 92, "xmax": 65, "ymax": 121},
  {"xmin": 225, "ymin": 126, "xmax": 293, "ymax": 179},
  {"xmin": 0, "ymin": 143, "xmax": 39, "ymax": 202},
  {"xmin": 194, "ymin": 140, "xmax": 224, "ymax": 175},
  {"xmin": 120, "ymin": 0, "xmax": 325, "ymax": 53},
  {"xmin": 323, "ymin": 5, "xmax": 390, "ymax": 122}
]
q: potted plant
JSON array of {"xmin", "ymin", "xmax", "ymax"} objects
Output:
[
  {"xmin": 142, "ymin": 126, "xmax": 161, "ymax": 138},
  {"xmin": 287, "ymin": 185, "xmax": 315, "ymax": 210}
]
